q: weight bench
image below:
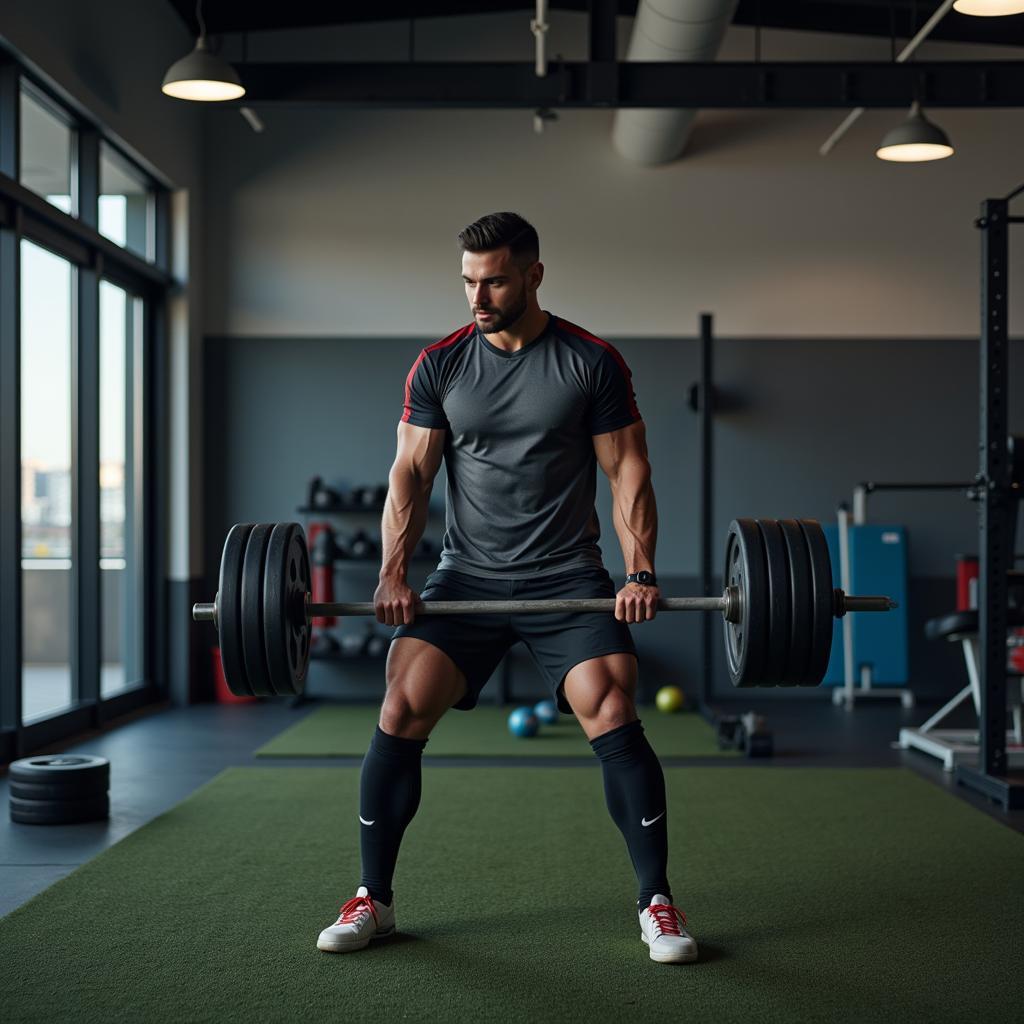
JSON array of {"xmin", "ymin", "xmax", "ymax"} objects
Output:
[{"xmin": 898, "ymin": 608, "xmax": 1024, "ymax": 772}]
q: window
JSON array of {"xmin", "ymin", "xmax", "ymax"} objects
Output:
[
  {"xmin": 19, "ymin": 85, "xmax": 75, "ymax": 215},
  {"xmin": 100, "ymin": 142, "xmax": 154, "ymax": 262},
  {"xmin": 99, "ymin": 282, "xmax": 146, "ymax": 697},
  {"xmin": 20, "ymin": 240, "xmax": 75, "ymax": 723}
]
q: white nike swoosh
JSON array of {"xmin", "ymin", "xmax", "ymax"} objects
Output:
[
  {"xmin": 641, "ymin": 812, "xmax": 665, "ymax": 827},
  {"xmin": 359, "ymin": 816, "xmax": 375, "ymax": 826}
]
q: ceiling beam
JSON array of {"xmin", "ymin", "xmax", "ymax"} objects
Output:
[
  {"xmin": 222, "ymin": 60, "xmax": 1024, "ymax": 108},
  {"xmin": 166, "ymin": 2, "xmax": 1024, "ymax": 48}
]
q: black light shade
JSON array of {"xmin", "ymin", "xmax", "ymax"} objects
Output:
[
  {"xmin": 876, "ymin": 102, "xmax": 954, "ymax": 162},
  {"xmin": 162, "ymin": 36, "xmax": 245, "ymax": 102}
]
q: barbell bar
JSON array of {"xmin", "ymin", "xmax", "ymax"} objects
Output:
[
  {"xmin": 192, "ymin": 519, "xmax": 896, "ymax": 698},
  {"xmin": 192, "ymin": 593, "xmax": 894, "ymax": 627}
]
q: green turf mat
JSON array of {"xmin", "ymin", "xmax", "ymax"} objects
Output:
[
  {"xmin": 254, "ymin": 703, "xmax": 737, "ymax": 758},
  {"xmin": 3, "ymin": 765, "xmax": 1022, "ymax": 1023}
]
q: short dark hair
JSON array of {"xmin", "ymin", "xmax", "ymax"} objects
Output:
[{"xmin": 457, "ymin": 212, "xmax": 539, "ymax": 268}]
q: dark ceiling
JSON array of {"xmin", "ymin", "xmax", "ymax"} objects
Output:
[{"xmin": 166, "ymin": 2, "xmax": 1024, "ymax": 49}]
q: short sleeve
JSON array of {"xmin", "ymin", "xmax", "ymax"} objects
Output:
[
  {"xmin": 401, "ymin": 350, "xmax": 450, "ymax": 430},
  {"xmin": 588, "ymin": 346, "xmax": 642, "ymax": 435}
]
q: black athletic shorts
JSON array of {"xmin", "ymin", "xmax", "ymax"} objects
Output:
[{"xmin": 391, "ymin": 564, "xmax": 637, "ymax": 714}]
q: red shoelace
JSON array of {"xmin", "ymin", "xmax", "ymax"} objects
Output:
[
  {"xmin": 337, "ymin": 895, "xmax": 378, "ymax": 925},
  {"xmin": 648, "ymin": 903, "xmax": 686, "ymax": 936}
]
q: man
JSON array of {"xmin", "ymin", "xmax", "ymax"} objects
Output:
[{"xmin": 317, "ymin": 212, "xmax": 696, "ymax": 965}]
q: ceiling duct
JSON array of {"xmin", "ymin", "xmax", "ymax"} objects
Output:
[{"xmin": 612, "ymin": 0, "xmax": 739, "ymax": 165}]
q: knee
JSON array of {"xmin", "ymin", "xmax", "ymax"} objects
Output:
[
  {"xmin": 379, "ymin": 678, "xmax": 447, "ymax": 739},
  {"xmin": 572, "ymin": 684, "xmax": 638, "ymax": 739}
]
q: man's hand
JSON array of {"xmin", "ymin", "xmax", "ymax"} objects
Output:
[
  {"xmin": 615, "ymin": 583, "xmax": 660, "ymax": 623},
  {"xmin": 374, "ymin": 577, "xmax": 422, "ymax": 626}
]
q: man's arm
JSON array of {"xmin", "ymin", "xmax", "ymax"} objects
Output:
[
  {"xmin": 374, "ymin": 421, "xmax": 446, "ymax": 625},
  {"xmin": 593, "ymin": 419, "xmax": 660, "ymax": 622}
]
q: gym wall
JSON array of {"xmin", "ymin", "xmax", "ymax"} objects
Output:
[
  {"xmin": 201, "ymin": 18, "xmax": 1024, "ymax": 338},
  {"xmin": 203, "ymin": 334, "xmax": 1024, "ymax": 703},
  {"xmin": 199, "ymin": 15, "xmax": 1024, "ymax": 704}
]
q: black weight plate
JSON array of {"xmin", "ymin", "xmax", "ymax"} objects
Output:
[
  {"xmin": 9, "ymin": 754, "xmax": 109, "ymax": 787},
  {"xmin": 240, "ymin": 524, "xmax": 276, "ymax": 697},
  {"xmin": 10, "ymin": 794, "xmax": 109, "ymax": 825},
  {"xmin": 722, "ymin": 519, "xmax": 769, "ymax": 687},
  {"xmin": 778, "ymin": 519, "xmax": 814, "ymax": 685},
  {"xmin": 10, "ymin": 778, "xmax": 108, "ymax": 801},
  {"xmin": 799, "ymin": 519, "xmax": 835, "ymax": 687},
  {"xmin": 263, "ymin": 523, "xmax": 311, "ymax": 697},
  {"xmin": 219, "ymin": 523, "xmax": 255, "ymax": 697},
  {"xmin": 756, "ymin": 520, "xmax": 792, "ymax": 687}
]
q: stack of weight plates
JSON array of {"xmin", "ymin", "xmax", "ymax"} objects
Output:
[{"xmin": 8, "ymin": 755, "xmax": 110, "ymax": 825}]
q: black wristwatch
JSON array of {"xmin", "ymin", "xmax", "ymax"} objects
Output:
[{"xmin": 625, "ymin": 570, "xmax": 658, "ymax": 587}]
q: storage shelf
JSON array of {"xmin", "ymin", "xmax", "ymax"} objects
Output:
[
  {"xmin": 328, "ymin": 557, "xmax": 436, "ymax": 566},
  {"xmin": 310, "ymin": 650, "xmax": 387, "ymax": 663},
  {"xmin": 298, "ymin": 503, "xmax": 385, "ymax": 515}
]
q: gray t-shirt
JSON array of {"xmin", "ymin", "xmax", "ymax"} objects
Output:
[{"xmin": 401, "ymin": 313, "xmax": 642, "ymax": 578}]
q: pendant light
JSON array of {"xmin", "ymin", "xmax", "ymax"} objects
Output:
[
  {"xmin": 876, "ymin": 101, "xmax": 954, "ymax": 162},
  {"xmin": 952, "ymin": 1, "xmax": 1024, "ymax": 14},
  {"xmin": 162, "ymin": 0, "xmax": 245, "ymax": 102}
]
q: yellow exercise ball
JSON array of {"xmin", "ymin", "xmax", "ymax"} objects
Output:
[{"xmin": 655, "ymin": 686, "xmax": 685, "ymax": 713}]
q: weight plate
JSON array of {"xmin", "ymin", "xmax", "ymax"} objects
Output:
[
  {"xmin": 10, "ymin": 794, "xmax": 109, "ymax": 825},
  {"xmin": 9, "ymin": 754, "xmax": 109, "ymax": 787},
  {"xmin": 219, "ymin": 523, "xmax": 256, "ymax": 697},
  {"xmin": 778, "ymin": 519, "xmax": 814, "ymax": 685},
  {"xmin": 799, "ymin": 519, "xmax": 835, "ymax": 687},
  {"xmin": 240, "ymin": 524, "xmax": 276, "ymax": 697},
  {"xmin": 756, "ymin": 519, "xmax": 793, "ymax": 686},
  {"xmin": 263, "ymin": 523, "xmax": 311, "ymax": 697},
  {"xmin": 10, "ymin": 778, "xmax": 108, "ymax": 801},
  {"xmin": 723, "ymin": 519, "xmax": 769, "ymax": 687}
]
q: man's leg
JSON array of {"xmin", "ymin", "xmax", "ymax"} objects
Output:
[
  {"xmin": 562, "ymin": 654, "xmax": 671, "ymax": 907},
  {"xmin": 359, "ymin": 637, "xmax": 467, "ymax": 904}
]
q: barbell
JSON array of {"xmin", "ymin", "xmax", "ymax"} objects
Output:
[{"xmin": 193, "ymin": 519, "xmax": 896, "ymax": 698}]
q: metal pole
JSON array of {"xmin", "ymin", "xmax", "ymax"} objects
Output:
[
  {"xmin": 978, "ymin": 198, "xmax": 1010, "ymax": 779},
  {"xmin": 699, "ymin": 313, "xmax": 714, "ymax": 712}
]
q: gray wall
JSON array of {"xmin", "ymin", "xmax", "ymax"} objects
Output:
[
  {"xmin": 195, "ymin": 12, "xmax": 1024, "ymax": 706},
  {"xmin": 202, "ymin": 18, "xmax": 1024, "ymax": 342},
  {"xmin": 204, "ymin": 333, "xmax": 1023, "ymax": 705}
]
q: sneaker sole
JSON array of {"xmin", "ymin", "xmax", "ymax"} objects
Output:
[
  {"xmin": 317, "ymin": 925, "xmax": 396, "ymax": 953},
  {"xmin": 641, "ymin": 932, "xmax": 699, "ymax": 964}
]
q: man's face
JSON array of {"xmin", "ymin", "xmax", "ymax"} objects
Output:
[{"xmin": 462, "ymin": 247, "xmax": 538, "ymax": 333}]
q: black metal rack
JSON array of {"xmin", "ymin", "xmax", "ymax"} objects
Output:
[{"xmin": 954, "ymin": 188, "xmax": 1024, "ymax": 811}]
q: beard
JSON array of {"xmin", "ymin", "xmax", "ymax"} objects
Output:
[{"xmin": 475, "ymin": 284, "xmax": 529, "ymax": 334}]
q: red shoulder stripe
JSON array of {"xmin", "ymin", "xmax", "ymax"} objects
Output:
[
  {"xmin": 401, "ymin": 322, "xmax": 474, "ymax": 423},
  {"xmin": 555, "ymin": 317, "xmax": 640, "ymax": 419},
  {"xmin": 426, "ymin": 321, "xmax": 475, "ymax": 354}
]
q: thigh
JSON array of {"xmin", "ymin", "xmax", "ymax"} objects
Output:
[
  {"xmin": 392, "ymin": 570, "xmax": 514, "ymax": 712},
  {"xmin": 513, "ymin": 566, "xmax": 637, "ymax": 714},
  {"xmin": 562, "ymin": 653, "xmax": 639, "ymax": 739},
  {"xmin": 381, "ymin": 637, "xmax": 468, "ymax": 738}
]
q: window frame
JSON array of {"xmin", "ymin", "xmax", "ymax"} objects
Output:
[{"xmin": 0, "ymin": 53, "xmax": 173, "ymax": 760}]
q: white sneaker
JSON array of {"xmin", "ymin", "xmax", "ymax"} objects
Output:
[
  {"xmin": 317, "ymin": 886, "xmax": 396, "ymax": 953},
  {"xmin": 639, "ymin": 894, "xmax": 698, "ymax": 964}
]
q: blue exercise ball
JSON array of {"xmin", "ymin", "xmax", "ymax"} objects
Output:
[
  {"xmin": 508, "ymin": 706, "xmax": 540, "ymax": 738},
  {"xmin": 533, "ymin": 699, "xmax": 559, "ymax": 725}
]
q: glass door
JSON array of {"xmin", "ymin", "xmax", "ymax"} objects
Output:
[{"xmin": 99, "ymin": 281, "xmax": 146, "ymax": 698}]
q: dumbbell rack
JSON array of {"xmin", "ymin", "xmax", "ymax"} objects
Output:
[
  {"xmin": 298, "ymin": 499, "xmax": 436, "ymax": 660},
  {"xmin": 296, "ymin": 499, "xmax": 515, "ymax": 703}
]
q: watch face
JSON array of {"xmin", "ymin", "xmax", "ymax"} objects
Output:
[{"xmin": 637, "ymin": 571, "xmax": 654, "ymax": 585}]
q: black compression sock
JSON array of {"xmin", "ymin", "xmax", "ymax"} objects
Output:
[
  {"xmin": 590, "ymin": 719, "xmax": 672, "ymax": 907},
  {"xmin": 358, "ymin": 725, "xmax": 427, "ymax": 905}
]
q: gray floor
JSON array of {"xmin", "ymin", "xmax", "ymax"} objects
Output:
[{"xmin": 2, "ymin": 695, "xmax": 1022, "ymax": 919}]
